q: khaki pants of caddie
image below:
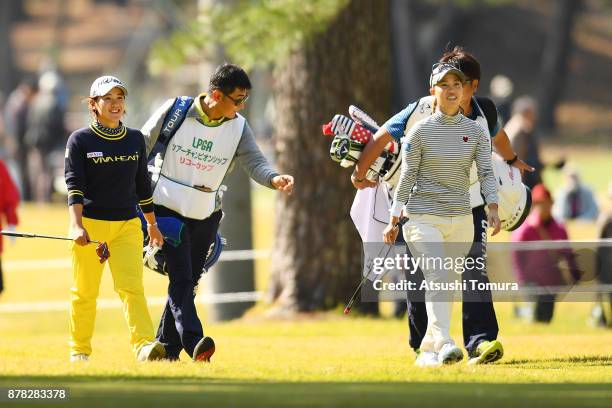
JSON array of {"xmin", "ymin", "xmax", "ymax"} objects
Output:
[
  {"xmin": 69, "ymin": 217, "xmax": 155, "ymax": 357},
  {"xmin": 403, "ymin": 213, "xmax": 474, "ymax": 353}
]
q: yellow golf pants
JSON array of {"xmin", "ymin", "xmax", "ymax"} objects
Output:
[{"xmin": 69, "ymin": 217, "xmax": 155, "ymax": 357}]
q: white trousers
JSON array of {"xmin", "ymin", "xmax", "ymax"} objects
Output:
[{"xmin": 403, "ymin": 213, "xmax": 474, "ymax": 352}]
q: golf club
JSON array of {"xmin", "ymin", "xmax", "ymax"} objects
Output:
[
  {"xmin": 1, "ymin": 230, "xmax": 110, "ymax": 263},
  {"xmin": 344, "ymin": 217, "xmax": 408, "ymax": 315}
]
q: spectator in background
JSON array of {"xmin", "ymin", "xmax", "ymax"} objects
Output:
[
  {"xmin": 505, "ymin": 96, "xmax": 542, "ymax": 188},
  {"xmin": 0, "ymin": 93, "xmax": 6, "ymax": 157},
  {"xmin": 553, "ymin": 166, "xmax": 599, "ymax": 222},
  {"xmin": 25, "ymin": 70, "xmax": 67, "ymax": 202},
  {"xmin": 593, "ymin": 182, "xmax": 612, "ymax": 327},
  {"xmin": 511, "ymin": 184, "xmax": 580, "ymax": 323},
  {"xmin": 3, "ymin": 77, "xmax": 38, "ymax": 200},
  {"xmin": 489, "ymin": 74, "xmax": 514, "ymax": 125},
  {"xmin": 0, "ymin": 158, "xmax": 20, "ymax": 296}
]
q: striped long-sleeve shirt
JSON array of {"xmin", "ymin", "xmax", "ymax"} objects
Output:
[{"xmin": 390, "ymin": 110, "xmax": 498, "ymax": 218}]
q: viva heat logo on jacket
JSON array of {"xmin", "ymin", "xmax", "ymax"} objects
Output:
[{"xmin": 90, "ymin": 153, "xmax": 139, "ymax": 163}]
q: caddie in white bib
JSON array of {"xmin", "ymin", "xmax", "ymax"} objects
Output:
[{"xmin": 152, "ymin": 114, "xmax": 245, "ymax": 220}]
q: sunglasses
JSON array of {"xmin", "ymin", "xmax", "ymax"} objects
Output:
[
  {"xmin": 223, "ymin": 92, "xmax": 250, "ymax": 106},
  {"xmin": 432, "ymin": 62, "xmax": 460, "ymax": 73},
  {"xmin": 430, "ymin": 62, "xmax": 467, "ymax": 86}
]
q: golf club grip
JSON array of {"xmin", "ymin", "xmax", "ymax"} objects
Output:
[
  {"xmin": 0, "ymin": 230, "xmax": 30, "ymax": 237},
  {"xmin": 0, "ymin": 231, "xmax": 71, "ymax": 241},
  {"xmin": 0, "ymin": 230, "xmax": 98, "ymax": 244},
  {"xmin": 396, "ymin": 217, "xmax": 409, "ymax": 227}
]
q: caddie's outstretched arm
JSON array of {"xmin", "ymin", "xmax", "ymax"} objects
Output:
[
  {"xmin": 235, "ymin": 123, "xmax": 282, "ymax": 189},
  {"xmin": 352, "ymin": 127, "xmax": 393, "ymax": 189},
  {"xmin": 492, "ymin": 128, "xmax": 534, "ymax": 174},
  {"xmin": 352, "ymin": 101, "xmax": 419, "ymax": 189}
]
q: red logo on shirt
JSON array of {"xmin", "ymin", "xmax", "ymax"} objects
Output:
[{"xmin": 463, "ymin": 136, "xmax": 468, "ymax": 142}]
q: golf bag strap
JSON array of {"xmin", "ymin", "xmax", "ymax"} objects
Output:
[
  {"xmin": 147, "ymin": 96, "xmax": 194, "ymax": 192},
  {"xmin": 147, "ymin": 96, "xmax": 194, "ymax": 164},
  {"xmin": 158, "ymin": 96, "xmax": 194, "ymax": 148}
]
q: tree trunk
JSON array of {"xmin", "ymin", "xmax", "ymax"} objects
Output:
[
  {"xmin": 268, "ymin": 0, "xmax": 391, "ymax": 312},
  {"xmin": 389, "ymin": 0, "xmax": 423, "ymax": 110},
  {"xmin": 418, "ymin": 1, "xmax": 463, "ymax": 74},
  {"xmin": 537, "ymin": 0, "xmax": 581, "ymax": 136},
  {"xmin": 208, "ymin": 165, "xmax": 255, "ymax": 321},
  {"xmin": 0, "ymin": 1, "xmax": 20, "ymax": 97}
]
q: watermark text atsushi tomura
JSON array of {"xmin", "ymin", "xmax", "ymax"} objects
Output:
[
  {"xmin": 370, "ymin": 253, "xmax": 519, "ymax": 292},
  {"xmin": 372, "ymin": 279, "xmax": 519, "ymax": 292}
]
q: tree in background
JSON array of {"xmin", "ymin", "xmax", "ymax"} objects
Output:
[
  {"xmin": 148, "ymin": 0, "xmax": 590, "ymax": 312},
  {"xmin": 388, "ymin": 0, "xmax": 582, "ymax": 135},
  {"xmin": 266, "ymin": 0, "xmax": 391, "ymax": 312},
  {"xmin": 0, "ymin": 2, "xmax": 25, "ymax": 98},
  {"xmin": 537, "ymin": 0, "xmax": 582, "ymax": 135},
  {"xmin": 151, "ymin": 0, "xmax": 392, "ymax": 312}
]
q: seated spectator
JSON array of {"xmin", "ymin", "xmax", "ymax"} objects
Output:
[
  {"xmin": 511, "ymin": 184, "xmax": 580, "ymax": 323},
  {"xmin": 553, "ymin": 167, "xmax": 599, "ymax": 222}
]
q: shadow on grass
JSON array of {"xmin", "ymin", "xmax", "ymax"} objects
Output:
[
  {"xmin": 500, "ymin": 355, "xmax": 611, "ymax": 367},
  {"xmin": 0, "ymin": 377, "xmax": 611, "ymax": 408}
]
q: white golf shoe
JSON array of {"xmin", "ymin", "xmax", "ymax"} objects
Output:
[
  {"xmin": 70, "ymin": 353, "xmax": 89, "ymax": 362},
  {"xmin": 415, "ymin": 351, "xmax": 441, "ymax": 367},
  {"xmin": 438, "ymin": 343, "xmax": 463, "ymax": 365}
]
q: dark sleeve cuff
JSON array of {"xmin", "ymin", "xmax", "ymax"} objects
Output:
[
  {"xmin": 138, "ymin": 197, "xmax": 155, "ymax": 214},
  {"xmin": 67, "ymin": 190, "xmax": 84, "ymax": 206}
]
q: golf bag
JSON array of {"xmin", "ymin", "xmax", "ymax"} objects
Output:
[
  {"xmin": 143, "ymin": 231, "xmax": 226, "ymax": 276},
  {"xmin": 489, "ymin": 153, "xmax": 532, "ymax": 231},
  {"xmin": 322, "ymin": 111, "xmax": 402, "ymax": 187}
]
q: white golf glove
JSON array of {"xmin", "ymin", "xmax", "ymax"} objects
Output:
[{"xmin": 143, "ymin": 244, "xmax": 161, "ymax": 270}]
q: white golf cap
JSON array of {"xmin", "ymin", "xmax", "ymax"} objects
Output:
[
  {"xmin": 89, "ymin": 75, "xmax": 128, "ymax": 97},
  {"xmin": 429, "ymin": 63, "xmax": 466, "ymax": 87}
]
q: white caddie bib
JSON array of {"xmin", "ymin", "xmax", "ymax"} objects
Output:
[
  {"xmin": 402, "ymin": 96, "xmax": 436, "ymax": 140},
  {"xmin": 383, "ymin": 96, "xmax": 435, "ymax": 189},
  {"xmin": 153, "ymin": 114, "xmax": 245, "ymax": 219}
]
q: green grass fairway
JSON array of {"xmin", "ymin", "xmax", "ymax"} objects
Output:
[
  {"xmin": 0, "ymin": 305, "xmax": 611, "ymax": 407},
  {"xmin": 1, "ymin": 145, "xmax": 611, "ymax": 408},
  {"xmin": 1, "ymin": 205, "xmax": 611, "ymax": 407}
]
